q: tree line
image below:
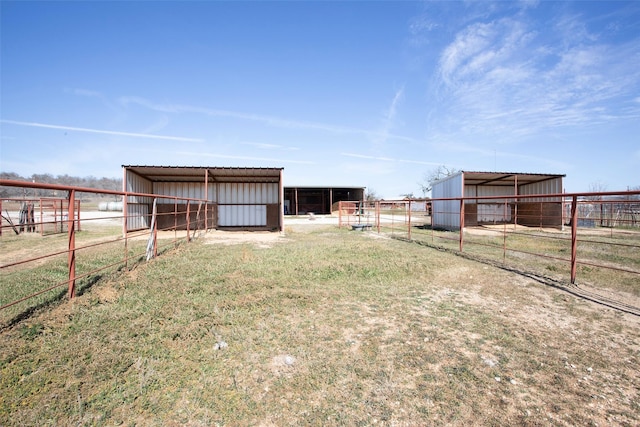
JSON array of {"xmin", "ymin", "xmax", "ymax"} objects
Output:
[{"xmin": 0, "ymin": 172, "xmax": 121, "ymax": 199}]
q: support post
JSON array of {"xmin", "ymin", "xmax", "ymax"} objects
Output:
[
  {"xmin": 570, "ymin": 195, "xmax": 578, "ymax": 284},
  {"xmin": 153, "ymin": 205, "xmax": 158, "ymax": 259},
  {"xmin": 503, "ymin": 200, "xmax": 507, "ymax": 261},
  {"xmin": 459, "ymin": 198, "xmax": 465, "ymax": 252},
  {"xmin": 40, "ymin": 200, "xmax": 44, "ymax": 236},
  {"xmin": 407, "ymin": 200, "xmax": 412, "ymax": 240},
  {"xmin": 77, "ymin": 199, "xmax": 81, "ymax": 232},
  {"xmin": 205, "ymin": 169, "xmax": 209, "ymax": 231},
  {"xmin": 67, "ymin": 190, "xmax": 76, "ymax": 299},
  {"xmin": 186, "ymin": 200, "xmax": 191, "ymax": 243}
]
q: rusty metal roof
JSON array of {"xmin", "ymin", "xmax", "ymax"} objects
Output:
[{"xmin": 122, "ymin": 165, "xmax": 283, "ymax": 183}]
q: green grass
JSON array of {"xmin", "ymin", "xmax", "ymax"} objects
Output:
[
  {"xmin": 1, "ymin": 225, "xmax": 639, "ymax": 426},
  {"xmin": 0, "ymin": 225, "xmax": 180, "ymax": 326},
  {"xmin": 402, "ymin": 225, "xmax": 640, "ymax": 297}
]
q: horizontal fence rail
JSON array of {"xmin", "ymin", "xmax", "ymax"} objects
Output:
[
  {"xmin": 0, "ymin": 179, "xmax": 211, "ymax": 327},
  {"xmin": 339, "ymin": 191, "xmax": 640, "ymax": 301}
]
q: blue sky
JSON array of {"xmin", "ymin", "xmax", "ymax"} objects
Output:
[{"xmin": 1, "ymin": 1, "xmax": 639, "ymax": 198}]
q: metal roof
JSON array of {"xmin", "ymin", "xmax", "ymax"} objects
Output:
[
  {"xmin": 123, "ymin": 165, "xmax": 283, "ymax": 183},
  {"xmin": 459, "ymin": 171, "xmax": 565, "ymax": 187},
  {"xmin": 284, "ymin": 186, "xmax": 366, "ymax": 190}
]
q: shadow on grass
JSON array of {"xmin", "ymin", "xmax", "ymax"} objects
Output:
[{"xmin": 396, "ymin": 235, "xmax": 640, "ymax": 317}]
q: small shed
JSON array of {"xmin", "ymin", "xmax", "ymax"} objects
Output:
[
  {"xmin": 431, "ymin": 171, "xmax": 565, "ymax": 230},
  {"xmin": 284, "ymin": 186, "xmax": 365, "ymax": 215},
  {"xmin": 123, "ymin": 166, "xmax": 284, "ymax": 232}
]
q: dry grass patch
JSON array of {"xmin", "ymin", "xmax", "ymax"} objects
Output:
[{"xmin": 1, "ymin": 225, "xmax": 639, "ymax": 426}]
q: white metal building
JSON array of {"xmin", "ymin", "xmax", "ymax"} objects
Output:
[
  {"xmin": 431, "ymin": 171, "xmax": 565, "ymax": 230},
  {"xmin": 122, "ymin": 166, "xmax": 284, "ymax": 232}
]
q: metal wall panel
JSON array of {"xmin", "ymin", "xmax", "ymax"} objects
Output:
[
  {"xmin": 478, "ymin": 204, "xmax": 512, "ymax": 223},
  {"xmin": 218, "ymin": 205, "xmax": 267, "ymax": 226},
  {"xmin": 217, "ymin": 183, "xmax": 278, "ymax": 204},
  {"xmin": 432, "ymin": 173, "xmax": 463, "ymax": 230},
  {"xmin": 465, "ymin": 185, "xmax": 517, "ymax": 203},
  {"xmin": 519, "ymin": 178, "xmax": 563, "ymax": 202},
  {"xmin": 125, "ymin": 171, "xmax": 153, "ymax": 204},
  {"xmin": 153, "ymin": 182, "xmax": 207, "ymax": 204},
  {"xmin": 126, "ymin": 204, "xmax": 149, "ymax": 230}
]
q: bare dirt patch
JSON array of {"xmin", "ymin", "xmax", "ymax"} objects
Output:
[{"xmin": 204, "ymin": 230, "xmax": 289, "ymax": 248}]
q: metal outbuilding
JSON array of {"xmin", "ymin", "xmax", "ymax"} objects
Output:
[
  {"xmin": 123, "ymin": 166, "xmax": 284, "ymax": 232},
  {"xmin": 431, "ymin": 171, "xmax": 565, "ymax": 230},
  {"xmin": 284, "ymin": 186, "xmax": 365, "ymax": 215}
]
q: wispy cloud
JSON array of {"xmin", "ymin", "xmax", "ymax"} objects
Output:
[
  {"xmin": 431, "ymin": 7, "xmax": 640, "ymax": 139},
  {"xmin": 177, "ymin": 151, "xmax": 314, "ymax": 165},
  {"xmin": 0, "ymin": 119, "xmax": 204, "ymax": 142},
  {"xmin": 373, "ymin": 86, "xmax": 405, "ymax": 148},
  {"xmin": 240, "ymin": 142, "xmax": 300, "ymax": 151},
  {"xmin": 341, "ymin": 152, "xmax": 440, "ymax": 166},
  {"xmin": 119, "ymin": 96, "xmax": 419, "ymax": 144}
]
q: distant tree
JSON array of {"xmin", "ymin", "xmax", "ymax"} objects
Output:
[
  {"xmin": 401, "ymin": 193, "xmax": 415, "ymax": 200},
  {"xmin": 365, "ymin": 188, "xmax": 379, "ymax": 202},
  {"xmin": 418, "ymin": 165, "xmax": 460, "ymax": 197},
  {"xmin": 0, "ymin": 172, "xmax": 122, "ymax": 199},
  {"xmin": 586, "ymin": 181, "xmax": 608, "ymax": 201}
]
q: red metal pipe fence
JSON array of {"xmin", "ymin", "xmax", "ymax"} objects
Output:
[
  {"xmin": 1, "ymin": 179, "xmax": 211, "ymax": 324},
  {"xmin": 339, "ymin": 190, "xmax": 640, "ymax": 288}
]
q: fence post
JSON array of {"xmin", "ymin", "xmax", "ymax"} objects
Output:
[
  {"xmin": 154, "ymin": 203, "xmax": 158, "ymax": 259},
  {"xmin": 77, "ymin": 200, "xmax": 81, "ymax": 232},
  {"xmin": 40, "ymin": 200, "xmax": 44, "ymax": 236},
  {"xmin": 146, "ymin": 198, "xmax": 158, "ymax": 261},
  {"xmin": 503, "ymin": 200, "xmax": 507, "ymax": 261},
  {"xmin": 459, "ymin": 198, "xmax": 465, "ymax": 252},
  {"xmin": 408, "ymin": 200, "xmax": 412, "ymax": 240},
  {"xmin": 67, "ymin": 190, "xmax": 76, "ymax": 299},
  {"xmin": 570, "ymin": 195, "xmax": 578, "ymax": 284},
  {"xmin": 186, "ymin": 200, "xmax": 191, "ymax": 243}
]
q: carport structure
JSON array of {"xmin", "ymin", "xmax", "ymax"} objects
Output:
[
  {"xmin": 284, "ymin": 186, "xmax": 365, "ymax": 215},
  {"xmin": 431, "ymin": 171, "xmax": 565, "ymax": 230},
  {"xmin": 123, "ymin": 166, "xmax": 284, "ymax": 232}
]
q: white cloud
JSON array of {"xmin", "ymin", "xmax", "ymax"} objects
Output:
[
  {"xmin": 432, "ymin": 10, "xmax": 640, "ymax": 139},
  {"xmin": 176, "ymin": 151, "xmax": 314, "ymax": 165},
  {"xmin": 0, "ymin": 119, "xmax": 203, "ymax": 142},
  {"xmin": 341, "ymin": 152, "xmax": 440, "ymax": 166},
  {"xmin": 240, "ymin": 142, "xmax": 300, "ymax": 151},
  {"xmin": 119, "ymin": 96, "xmax": 420, "ymax": 144}
]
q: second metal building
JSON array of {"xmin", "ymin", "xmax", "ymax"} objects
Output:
[
  {"xmin": 431, "ymin": 171, "xmax": 565, "ymax": 230},
  {"xmin": 123, "ymin": 165, "xmax": 284, "ymax": 232}
]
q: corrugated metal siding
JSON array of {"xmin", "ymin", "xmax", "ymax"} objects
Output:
[
  {"xmin": 218, "ymin": 205, "xmax": 267, "ymax": 226},
  {"xmin": 519, "ymin": 177, "xmax": 563, "ymax": 202},
  {"xmin": 217, "ymin": 183, "xmax": 278, "ymax": 204},
  {"xmin": 153, "ymin": 182, "xmax": 207, "ymax": 204},
  {"xmin": 125, "ymin": 171, "xmax": 153, "ymax": 204},
  {"xmin": 432, "ymin": 173, "xmax": 463, "ymax": 230},
  {"xmin": 478, "ymin": 204, "xmax": 512, "ymax": 223},
  {"xmin": 465, "ymin": 185, "xmax": 517, "ymax": 203},
  {"xmin": 125, "ymin": 171, "xmax": 152, "ymax": 231},
  {"xmin": 127, "ymin": 204, "xmax": 149, "ymax": 230}
]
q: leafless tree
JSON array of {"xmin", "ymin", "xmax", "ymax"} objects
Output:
[
  {"xmin": 365, "ymin": 188, "xmax": 379, "ymax": 202},
  {"xmin": 418, "ymin": 165, "xmax": 460, "ymax": 196},
  {"xmin": 586, "ymin": 181, "xmax": 608, "ymax": 201}
]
